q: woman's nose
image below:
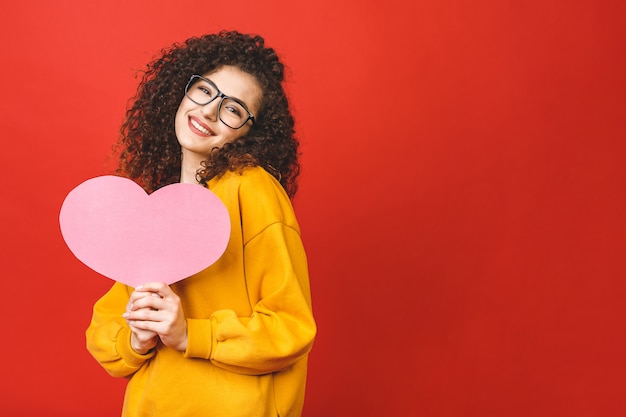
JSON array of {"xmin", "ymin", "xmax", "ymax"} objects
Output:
[{"xmin": 200, "ymin": 97, "xmax": 220, "ymax": 121}]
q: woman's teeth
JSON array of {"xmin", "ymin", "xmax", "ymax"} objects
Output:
[{"xmin": 191, "ymin": 118, "xmax": 211, "ymax": 135}]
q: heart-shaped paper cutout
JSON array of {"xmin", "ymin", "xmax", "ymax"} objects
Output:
[{"xmin": 59, "ymin": 176, "xmax": 230, "ymax": 287}]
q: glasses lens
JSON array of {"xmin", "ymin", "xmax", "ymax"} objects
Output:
[
  {"xmin": 186, "ymin": 77, "xmax": 218, "ymax": 105},
  {"xmin": 219, "ymin": 98, "xmax": 250, "ymax": 129}
]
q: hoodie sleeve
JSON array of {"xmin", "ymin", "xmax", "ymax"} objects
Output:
[
  {"xmin": 183, "ymin": 168, "xmax": 316, "ymax": 374},
  {"xmin": 184, "ymin": 221, "xmax": 316, "ymax": 374},
  {"xmin": 86, "ymin": 282, "xmax": 155, "ymax": 377}
]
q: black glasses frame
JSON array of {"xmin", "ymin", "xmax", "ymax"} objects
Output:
[{"xmin": 184, "ymin": 74, "xmax": 256, "ymax": 130}]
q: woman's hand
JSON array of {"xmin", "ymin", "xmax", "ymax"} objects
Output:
[
  {"xmin": 123, "ymin": 282, "xmax": 188, "ymax": 352},
  {"xmin": 124, "ymin": 290, "xmax": 159, "ymax": 354}
]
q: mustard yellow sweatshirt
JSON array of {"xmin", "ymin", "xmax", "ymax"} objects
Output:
[{"xmin": 86, "ymin": 167, "xmax": 316, "ymax": 417}]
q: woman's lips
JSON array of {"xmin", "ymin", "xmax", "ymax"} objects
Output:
[{"xmin": 189, "ymin": 116, "xmax": 214, "ymax": 136}]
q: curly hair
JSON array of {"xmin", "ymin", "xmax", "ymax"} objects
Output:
[{"xmin": 115, "ymin": 31, "xmax": 300, "ymax": 197}]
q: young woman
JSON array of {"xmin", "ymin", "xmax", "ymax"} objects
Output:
[{"xmin": 86, "ymin": 31, "xmax": 316, "ymax": 417}]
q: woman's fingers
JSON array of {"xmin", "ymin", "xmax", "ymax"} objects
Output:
[
  {"xmin": 134, "ymin": 282, "xmax": 173, "ymax": 298},
  {"xmin": 128, "ymin": 294, "xmax": 165, "ymax": 312},
  {"xmin": 123, "ymin": 282, "xmax": 187, "ymax": 351},
  {"xmin": 125, "ymin": 306, "xmax": 164, "ymax": 322},
  {"xmin": 127, "ymin": 282, "xmax": 178, "ymax": 312}
]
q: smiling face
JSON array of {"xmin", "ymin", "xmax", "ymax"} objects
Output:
[{"xmin": 175, "ymin": 65, "xmax": 263, "ymax": 169}]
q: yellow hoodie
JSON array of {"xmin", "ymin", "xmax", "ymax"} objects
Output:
[{"xmin": 86, "ymin": 167, "xmax": 316, "ymax": 417}]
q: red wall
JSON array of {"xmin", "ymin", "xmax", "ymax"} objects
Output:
[{"xmin": 2, "ymin": 1, "xmax": 625, "ymax": 416}]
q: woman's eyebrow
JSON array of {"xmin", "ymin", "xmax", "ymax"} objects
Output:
[{"xmin": 209, "ymin": 78, "xmax": 250, "ymax": 108}]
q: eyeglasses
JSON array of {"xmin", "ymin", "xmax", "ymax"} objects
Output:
[{"xmin": 184, "ymin": 74, "xmax": 256, "ymax": 130}]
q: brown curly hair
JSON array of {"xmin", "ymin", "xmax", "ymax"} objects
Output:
[{"xmin": 115, "ymin": 31, "xmax": 300, "ymax": 197}]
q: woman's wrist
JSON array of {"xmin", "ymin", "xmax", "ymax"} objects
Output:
[{"xmin": 130, "ymin": 332, "xmax": 157, "ymax": 355}]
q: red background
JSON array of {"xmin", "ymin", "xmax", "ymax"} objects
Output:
[{"xmin": 2, "ymin": 1, "xmax": 625, "ymax": 416}]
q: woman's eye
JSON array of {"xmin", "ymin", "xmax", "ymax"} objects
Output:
[
  {"xmin": 199, "ymin": 87, "xmax": 212, "ymax": 96},
  {"xmin": 225, "ymin": 105, "xmax": 242, "ymax": 117}
]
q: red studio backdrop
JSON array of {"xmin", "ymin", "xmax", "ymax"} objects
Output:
[{"xmin": 1, "ymin": 1, "xmax": 625, "ymax": 416}]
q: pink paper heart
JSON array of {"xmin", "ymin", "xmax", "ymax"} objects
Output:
[{"xmin": 59, "ymin": 176, "xmax": 230, "ymax": 287}]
